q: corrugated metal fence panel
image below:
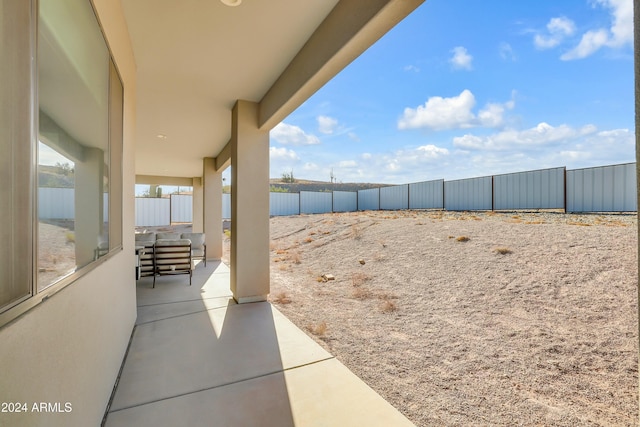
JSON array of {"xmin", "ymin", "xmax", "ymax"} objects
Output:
[
  {"xmin": 444, "ymin": 176, "xmax": 492, "ymax": 211},
  {"xmin": 567, "ymin": 163, "xmax": 637, "ymax": 212},
  {"xmin": 380, "ymin": 185, "xmax": 409, "ymax": 210},
  {"xmin": 493, "ymin": 167, "xmax": 565, "ymax": 210},
  {"xmin": 409, "ymin": 179, "xmax": 444, "ymax": 209},
  {"xmin": 333, "ymin": 191, "xmax": 358, "ymax": 212},
  {"xmin": 222, "ymin": 193, "xmax": 231, "ymax": 219},
  {"xmin": 135, "ymin": 198, "xmax": 170, "ymax": 226},
  {"xmin": 358, "ymin": 188, "xmax": 379, "ymax": 211},
  {"xmin": 270, "ymin": 192, "xmax": 300, "ymax": 216},
  {"xmin": 170, "ymin": 194, "xmax": 193, "ymax": 222},
  {"xmin": 300, "ymin": 191, "xmax": 332, "ymax": 214},
  {"xmin": 39, "ymin": 187, "xmax": 75, "ymax": 219}
]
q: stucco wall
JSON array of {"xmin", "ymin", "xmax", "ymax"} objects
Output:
[{"xmin": 0, "ymin": 1, "xmax": 137, "ymax": 425}]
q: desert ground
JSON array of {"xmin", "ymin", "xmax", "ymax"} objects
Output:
[{"xmin": 243, "ymin": 210, "xmax": 639, "ymax": 427}]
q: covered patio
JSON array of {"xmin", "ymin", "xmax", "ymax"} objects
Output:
[{"xmin": 104, "ymin": 262, "xmax": 413, "ymax": 426}]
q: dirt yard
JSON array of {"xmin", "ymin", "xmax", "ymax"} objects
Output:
[{"xmin": 246, "ymin": 210, "xmax": 638, "ymax": 426}]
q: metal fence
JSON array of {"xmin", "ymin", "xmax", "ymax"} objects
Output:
[
  {"xmin": 38, "ymin": 188, "xmax": 109, "ymax": 221},
  {"xmin": 409, "ymin": 179, "xmax": 444, "ymax": 210},
  {"xmin": 493, "ymin": 167, "xmax": 565, "ymax": 211},
  {"xmin": 566, "ymin": 163, "xmax": 637, "ymax": 213},
  {"xmin": 223, "ymin": 193, "xmax": 231, "ymax": 219},
  {"xmin": 357, "ymin": 188, "xmax": 379, "ymax": 211},
  {"xmin": 380, "ymin": 185, "xmax": 409, "ymax": 210},
  {"xmin": 135, "ymin": 198, "xmax": 170, "ymax": 226},
  {"xmin": 300, "ymin": 191, "xmax": 333, "ymax": 214},
  {"xmin": 41, "ymin": 162, "xmax": 636, "ymax": 226},
  {"xmin": 333, "ymin": 191, "xmax": 358, "ymax": 213},
  {"xmin": 269, "ymin": 192, "xmax": 298, "ymax": 216},
  {"xmin": 170, "ymin": 194, "xmax": 193, "ymax": 222},
  {"xmin": 444, "ymin": 176, "xmax": 493, "ymax": 211}
]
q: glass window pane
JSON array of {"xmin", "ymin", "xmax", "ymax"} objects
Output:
[{"xmin": 38, "ymin": 0, "xmax": 110, "ymax": 290}]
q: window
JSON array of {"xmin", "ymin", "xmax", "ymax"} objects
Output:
[{"xmin": 0, "ymin": 0, "xmax": 123, "ymax": 318}]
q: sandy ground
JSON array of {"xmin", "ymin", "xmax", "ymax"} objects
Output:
[{"xmin": 232, "ymin": 210, "xmax": 639, "ymax": 427}]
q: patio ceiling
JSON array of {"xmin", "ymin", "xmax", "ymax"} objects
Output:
[{"xmin": 122, "ymin": 0, "xmax": 424, "ymax": 179}]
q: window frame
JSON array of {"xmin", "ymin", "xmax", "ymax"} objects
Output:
[{"xmin": 0, "ymin": 0, "xmax": 124, "ymax": 327}]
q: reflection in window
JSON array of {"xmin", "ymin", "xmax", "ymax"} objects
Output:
[
  {"xmin": 38, "ymin": 0, "xmax": 110, "ymax": 290},
  {"xmin": 38, "ymin": 142, "xmax": 77, "ymax": 286}
]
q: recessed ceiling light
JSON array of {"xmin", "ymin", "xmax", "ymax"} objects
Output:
[{"xmin": 220, "ymin": 0, "xmax": 242, "ymax": 6}]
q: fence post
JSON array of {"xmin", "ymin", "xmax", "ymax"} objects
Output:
[{"xmin": 563, "ymin": 167, "xmax": 568, "ymax": 213}]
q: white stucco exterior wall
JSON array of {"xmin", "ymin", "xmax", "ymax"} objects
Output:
[{"xmin": 0, "ymin": 1, "xmax": 138, "ymax": 425}]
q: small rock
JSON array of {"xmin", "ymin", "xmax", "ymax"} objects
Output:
[
  {"xmin": 322, "ymin": 274, "xmax": 335, "ymax": 281},
  {"xmin": 359, "ymin": 259, "xmax": 366, "ymax": 265}
]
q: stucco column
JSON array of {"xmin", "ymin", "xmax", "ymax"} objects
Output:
[
  {"xmin": 192, "ymin": 176, "xmax": 204, "ymax": 233},
  {"xmin": 230, "ymin": 100, "xmax": 270, "ymax": 303},
  {"xmin": 203, "ymin": 157, "xmax": 223, "ymax": 260}
]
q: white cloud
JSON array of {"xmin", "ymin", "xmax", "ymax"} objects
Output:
[
  {"xmin": 449, "ymin": 46, "xmax": 473, "ymax": 70},
  {"xmin": 373, "ymin": 144, "xmax": 450, "ymax": 179},
  {"xmin": 348, "ymin": 132, "xmax": 361, "ymax": 142},
  {"xmin": 269, "ymin": 146, "xmax": 299, "ymax": 160},
  {"xmin": 398, "ymin": 90, "xmax": 515, "ymax": 131},
  {"xmin": 561, "ymin": 29, "xmax": 610, "ymax": 59},
  {"xmin": 404, "ymin": 65, "xmax": 420, "ymax": 73},
  {"xmin": 338, "ymin": 160, "xmax": 358, "ymax": 168},
  {"xmin": 499, "ymin": 43, "xmax": 517, "ymax": 61},
  {"xmin": 398, "ymin": 90, "xmax": 476, "ymax": 130},
  {"xmin": 534, "ymin": 17, "xmax": 576, "ymax": 49},
  {"xmin": 417, "ymin": 144, "xmax": 450, "ymax": 158},
  {"xmin": 270, "ymin": 122, "xmax": 320, "ymax": 145},
  {"xmin": 561, "ymin": 0, "xmax": 632, "ymax": 60},
  {"xmin": 453, "ymin": 122, "xmax": 598, "ymax": 151},
  {"xmin": 477, "ymin": 103, "xmax": 510, "ymax": 128},
  {"xmin": 317, "ymin": 115, "xmax": 338, "ymax": 135},
  {"xmin": 598, "ymin": 0, "xmax": 633, "ymax": 46}
]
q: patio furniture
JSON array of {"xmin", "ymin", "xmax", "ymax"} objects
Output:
[
  {"xmin": 181, "ymin": 232, "xmax": 207, "ymax": 267},
  {"xmin": 134, "ymin": 232, "xmax": 156, "ymax": 278},
  {"xmin": 153, "ymin": 239, "xmax": 192, "ymax": 288}
]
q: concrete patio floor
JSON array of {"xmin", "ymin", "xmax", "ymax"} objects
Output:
[{"xmin": 104, "ymin": 261, "xmax": 415, "ymax": 426}]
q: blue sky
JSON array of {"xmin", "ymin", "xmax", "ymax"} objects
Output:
[{"xmin": 269, "ymin": 0, "xmax": 635, "ymax": 185}]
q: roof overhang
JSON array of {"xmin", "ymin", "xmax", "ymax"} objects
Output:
[{"xmin": 121, "ymin": 0, "xmax": 424, "ymax": 179}]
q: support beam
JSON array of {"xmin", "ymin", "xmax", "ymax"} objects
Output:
[
  {"xmin": 203, "ymin": 158, "xmax": 222, "ymax": 260},
  {"xmin": 215, "ymin": 142, "xmax": 231, "ymax": 172},
  {"xmin": 230, "ymin": 100, "xmax": 270, "ymax": 303},
  {"xmin": 259, "ymin": 0, "xmax": 424, "ymax": 130},
  {"xmin": 192, "ymin": 177, "xmax": 203, "ymax": 233},
  {"xmin": 135, "ymin": 175, "xmax": 194, "ymax": 186}
]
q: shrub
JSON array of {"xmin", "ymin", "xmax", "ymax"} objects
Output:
[
  {"xmin": 495, "ymin": 247, "xmax": 512, "ymax": 255},
  {"xmin": 352, "ymin": 287, "xmax": 372, "ymax": 300},
  {"xmin": 351, "ymin": 272, "xmax": 371, "ymax": 287},
  {"xmin": 351, "ymin": 224, "xmax": 363, "ymax": 240},
  {"xmin": 307, "ymin": 321, "xmax": 327, "ymax": 336},
  {"xmin": 272, "ymin": 292, "xmax": 292, "ymax": 304},
  {"xmin": 380, "ymin": 299, "xmax": 397, "ymax": 313}
]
